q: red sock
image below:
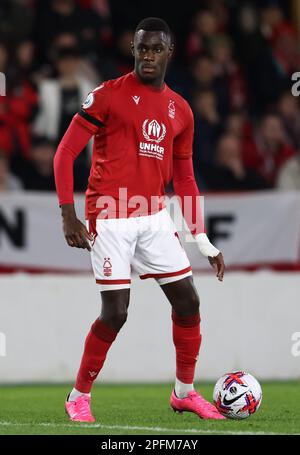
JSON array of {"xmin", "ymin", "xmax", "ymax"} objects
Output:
[
  {"xmin": 172, "ymin": 310, "xmax": 202, "ymax": 384},
  {"xmin": 75, "ymin": 319, "xmax": 118, "ymax": 393}
]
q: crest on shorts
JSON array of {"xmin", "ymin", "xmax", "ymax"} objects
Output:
[{"xmin": 103, "ymin": 258, "xmax": 112, "ymax": 277}]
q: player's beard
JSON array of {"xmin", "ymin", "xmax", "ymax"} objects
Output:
[{"xmin": 137, "ymin": 62, "xmax": 166, "ymax": 86}]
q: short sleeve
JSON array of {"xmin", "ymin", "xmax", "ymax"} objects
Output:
[
  {"xmin": 75, "ymin": 82, "xmax": 111, "ymax": 134},
  {"xmin": 173, "ymin": 104, "xmax": 194, "ymax": 159}
]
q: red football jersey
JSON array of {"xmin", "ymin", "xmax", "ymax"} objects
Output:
[{"xmin": 74, "ymin": 71, "xmax": 194, "ymax": 219}]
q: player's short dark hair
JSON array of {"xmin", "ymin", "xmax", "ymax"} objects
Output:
[{"xmin": 135, "ymin": 17, "xmax": 172, "ymax": 39}]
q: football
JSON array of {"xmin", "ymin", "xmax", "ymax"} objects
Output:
[{"xmin": 213, "ymin": 371, "xmax": 262, "ymax": 419}]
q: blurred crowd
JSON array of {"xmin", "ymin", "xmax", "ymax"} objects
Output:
[{"xmin": 0, "ymin": 0, "xmax": 300, "ymax": 194}]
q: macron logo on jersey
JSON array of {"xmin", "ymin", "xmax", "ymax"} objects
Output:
[{"xmin": 132, "ymin": 95, "xmax": 140, "ymax": 105}]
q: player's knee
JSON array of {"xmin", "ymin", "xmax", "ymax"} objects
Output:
[
  {"xmin": 171, "ymin": 290, "xmax": 200, "ymax": 317},
  {"xmin": 106, "ymin": 309, "xmax": 128, "ymax": 331},
  {"xmin": 100, "ymin": 290, "xmax": 129, "ymax": 330},
  {"xmin": 186, "ymin": 290, "xmax": 200, "ymax": 314},
  {"xmin": 192, "ymin": 290, "xmax": 200, "ymax": 308}
]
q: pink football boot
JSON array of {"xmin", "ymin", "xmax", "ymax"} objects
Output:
[
  {"xmin": 65, "ymin": 395, "xmax": 95, "ymax": 422},
  {"xmin": 170, "ymin": 389, "xmax": 226, "ymax": 420}
]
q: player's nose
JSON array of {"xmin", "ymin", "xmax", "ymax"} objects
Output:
[{"xmin": 143, "ymin": 50, "xmax": 154, "ymax": 61}]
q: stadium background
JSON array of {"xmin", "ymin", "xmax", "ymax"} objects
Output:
[{"xmin": 0, "ymin": 0, "xmax": 300, "ymax": 435}]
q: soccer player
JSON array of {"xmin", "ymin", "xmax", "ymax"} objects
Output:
[{"xmin": 54, "ymin": 17, "xmax": 225, "ymax": 422}]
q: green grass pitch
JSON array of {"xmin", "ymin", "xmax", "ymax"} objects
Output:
[{"xmin": 0, "ymin": 382, "xmax": 299, "ymax": 435}]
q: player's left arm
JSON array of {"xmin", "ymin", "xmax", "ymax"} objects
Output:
[{"xmin": 172, "ymin": 105, "xmax": 225, "ymax": 281}]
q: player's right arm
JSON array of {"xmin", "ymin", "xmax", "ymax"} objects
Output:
[
  {"xmin": 53, "ymin": 118, "xmax": 94, "ymax": 251},
  {"xmin": 53, "ymin": 83, "xmax": 110, "ymax": 251}
]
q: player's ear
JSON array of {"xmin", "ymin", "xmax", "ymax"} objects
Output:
[
  {"xmin": 168, "ymin": 43, "xmax": 174, "ymax": 59},
  {"xmin": 130, "ymin": 42, "xmax": 135, "ymax": 56}
]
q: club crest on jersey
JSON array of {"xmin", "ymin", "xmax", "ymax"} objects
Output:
[
  {"xmin": 142, "ymin": 119, "xmax": 166, "ymax": 143},
  {"xmin": 82, "ymin": 92, "xmax": 94, "ymax": 109},
  {"xmin": 168, "ymin": 100, "xmax": 175, "ymax": 118}
]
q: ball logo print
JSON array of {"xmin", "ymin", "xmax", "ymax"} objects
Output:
[
  {"xmin": 223, "ymin": 371, "xmax": 245, "ymax": 389},
  {"xmin": 142, "ymin": 119, "xmax": 166, "ymax": 143},
  {"xmin": 213, "ymin": 372, "xmax": 262, "ymax": 419}
]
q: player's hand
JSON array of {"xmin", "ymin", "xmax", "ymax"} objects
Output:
[
  {"xmin": 61, "ymin": 205, "xmax": 93, "ymax": 251},
  {"xmin": 63, "ymin": 216, "xmax": 93, "ymax": 251},
  {"xmin": 208, "ymin": 252, "xmax": 225, "ymax": 282}
]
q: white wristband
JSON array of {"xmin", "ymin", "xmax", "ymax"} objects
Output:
[{"xmin": 195, "ymin": 233, "xmax": 220, "ymax": 258}]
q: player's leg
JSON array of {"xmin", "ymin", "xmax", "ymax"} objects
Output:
[
  {"xmin": 133, "ymin": 209, "xmax": 225, "ymax": 419},
  {"xmin": 133, "ymin": 210, "xmax": 199, "ymax": 395},
  {"xmin": 65, "ymin": 289, "xmax": 130, "ymax": 422},
  {"xmin": 160, "ymin": 275, "xmax": 224, "ymax": 419},
  {"xmin": 66, "ymin": 217, "xmax": 136, "ymax": 422},
  {"xmin": 160, "ymin": 276, "xmax": 200, "ymax": 397},
  {"xmin": 73, "ymin": 289, "xmax": 130, "ymax": 395}
]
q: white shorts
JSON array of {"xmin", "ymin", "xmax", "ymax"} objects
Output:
[{"xmin": 87, "ymin": 208, "xmax": 192, "ymax": 291}]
